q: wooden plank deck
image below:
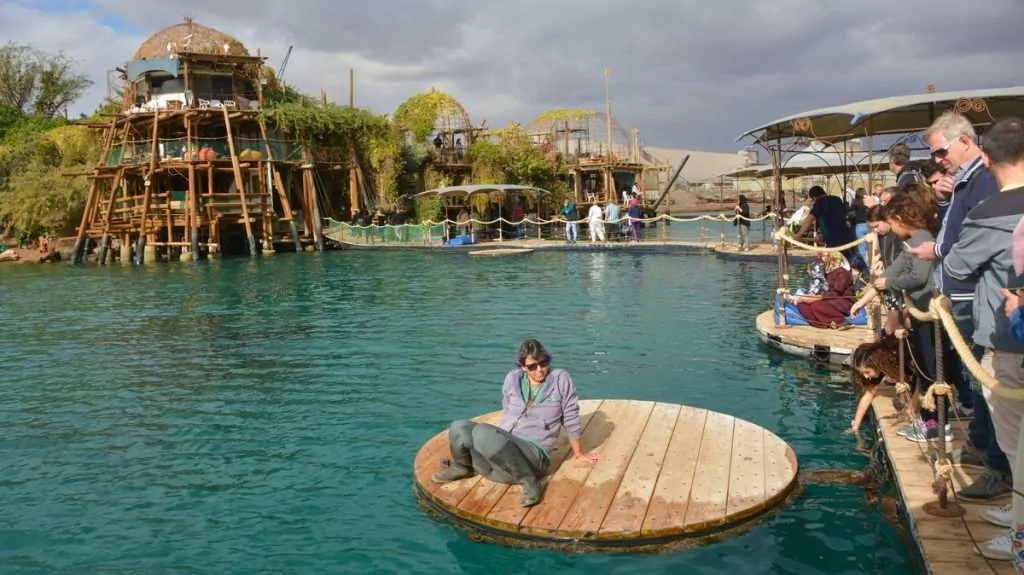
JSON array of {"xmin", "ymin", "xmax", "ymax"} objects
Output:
[
  {"xmin": 756, "ymin": 310, "xmax": 874, "ymax": 364},
  {"xmin": 413, "ymin": 399, "xmax": 799, "ymax": 549},
  {"xmin": 872, "ymin": 386, "xmax": 1015, "ymax": 574}
]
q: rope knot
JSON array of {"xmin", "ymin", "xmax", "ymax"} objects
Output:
[
  {"xmin": 894, "ymin": 381, "xmax": 911, "ymax": 396},
  {"xmin": 932, "ymin": 461, "xmax": 954, "ymax": 495},
  {"xmin": 921, "ymin": 382, "xmax": 954, "ymax": 412},
  {"xmin": 893, "ymin": 328, "xmax": 908, "ymax": 339}
]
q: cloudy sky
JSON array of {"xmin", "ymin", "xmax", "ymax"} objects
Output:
[{"xmin": 2, "ymin": 0, "xmax": 1022, "ymax": 151}]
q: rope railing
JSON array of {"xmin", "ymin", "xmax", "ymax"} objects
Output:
[
  {"xmin": 901, "ymin": 294, "xmax": 1024, "ymax": 402},
  {"xmin": 327, "ymin": 212, "xmax": 776, "ymax": 231},
  {"xmin": 774, "ymin": 227, "xmax": 873, "ymax": 253}
]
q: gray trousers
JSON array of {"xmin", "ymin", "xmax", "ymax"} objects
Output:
[
  {"xmin": 738, "ymin": 225, "xmax": 749, "ymax": 249},
  {"xmin": 449, "ymin": 420, "xmax": 550, "ymax": 484}
]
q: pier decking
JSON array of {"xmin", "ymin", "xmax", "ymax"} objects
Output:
[
  {"xmin": 413, "ymin": 399, "xmax": 799, "ymax": 551},
  {"xmin": 873, "ymin": 386, "xmax": 1014, "ymax": 574}
]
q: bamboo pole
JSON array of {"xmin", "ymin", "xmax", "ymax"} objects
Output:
[
  {"xmin": 134, "ymin": 109, "xmax": 161, "ymax": 264},
  {"xmin": 221, "ymin": 106, "xmax": 258, "ymax": 256},
  {"xmin": 71, "ymin": 117, "xmax": 118, "ymax": 263},
  {"xmin": 97, "ymin": 168, "xmax": 125, "ymax": 264}
]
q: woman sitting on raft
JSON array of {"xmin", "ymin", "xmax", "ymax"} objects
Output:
[{"xmin": 432, "ymin": 339, "xmax": 603, "ymax": 507}]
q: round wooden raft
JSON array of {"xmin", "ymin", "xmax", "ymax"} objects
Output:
[
  {"xmin": 755, "ymin": 310, "xmax": 874, "ymax": 364},
  {"xmin": 413, "ymin": 399, "xmax": 798, "ymax": 549},
  {"xmin": 467, "ymin": 248, "xmax": 535, "ymax": 257}
]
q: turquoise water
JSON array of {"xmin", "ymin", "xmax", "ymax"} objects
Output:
[{"xmin": 0, "ymin": 245, "xmax": 912, "ymax": 574}]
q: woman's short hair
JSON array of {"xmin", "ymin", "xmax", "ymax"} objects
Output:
[{"xmin": 516, "ymin": 339, "xmax": 552, "ymax": 367}]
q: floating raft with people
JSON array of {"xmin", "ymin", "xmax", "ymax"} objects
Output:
[
  {"xmin": 413, "ymin": 399, "xmax": 798, "ymax": 551},
  {"xmin": 756, "ymin": 310, "xmax": 874, "ymax": 365}
]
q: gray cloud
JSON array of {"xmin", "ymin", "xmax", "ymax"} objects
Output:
[{"xmin": 3, "ymin": 0, "xmax": 1023, "ymax": 155}]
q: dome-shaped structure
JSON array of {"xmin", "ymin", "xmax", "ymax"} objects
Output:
[
  {"xmin": 132, "ymin": 17, "xmax": 250, "ymax": 60},
  {"xmin": 527, "ymin": 109, "xmax": 634, "ymax": 161},
  {"xmin": 394, "ymin": 89, "xmax": 474, "ymax": 143}
]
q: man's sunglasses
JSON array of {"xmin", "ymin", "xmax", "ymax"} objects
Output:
[
  {"xmin": 930, "ymin": 138, "xmax": 958, "ymax": 159},
  {"xmin": 523, "ymin": 361, "xmax": 549, "ymax": 371}
]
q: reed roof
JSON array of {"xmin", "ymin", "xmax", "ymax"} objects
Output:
[{"xmin": 132, "ymin": 17, "xmax": 250, "ymax": 61}]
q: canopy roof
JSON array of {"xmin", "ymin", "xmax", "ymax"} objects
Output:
[
  {"xmin": 714, "ymin": 143, "xmax": 928, "ymax": 179},
  {"xmin": 738, "ymin": 86, "xmax": 1024, "ymax": 143},
  {"xmin": 409, "ymin": 184, "xmax": 552, "ymax": 199}
]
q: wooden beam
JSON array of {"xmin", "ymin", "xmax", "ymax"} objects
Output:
[
  {"xmin": 135, "ymin": 108, "xmax": 161, "ymax": 262},
  {"xmin": 258, "ymin": 119, "xmax": 302, "ymax": 251},
  {"xmin": 222, "ymin": 105, "xmax": 258, "ymax": 256}
]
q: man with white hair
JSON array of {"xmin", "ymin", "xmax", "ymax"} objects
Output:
[{"xmin": 907, "ymin": 111, "xmax": 1003, "ymax": 498}]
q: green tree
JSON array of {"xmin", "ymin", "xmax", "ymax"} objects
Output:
[{"xmin": 0, "ymin": 42, "xmax": 92, "ymax": 117}]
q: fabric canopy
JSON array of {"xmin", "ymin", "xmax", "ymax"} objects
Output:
[{"xmin": 738, "ymin": 86, "xmax": 1024, "ymax": 143}]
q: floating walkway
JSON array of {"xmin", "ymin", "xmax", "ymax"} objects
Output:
[
  {"xmin": 413, "ymin": 399, "xmax": 799, "ymax": 551},
  {"xmin": 468, "ymin": 248, "xmax": 535, "ymax": 257},
  {"xmin": 755, "ymin": 310, "xmax": 874, "ymax": 365},
  {"xmin": 872, "ymin": 387, "xmax": 1014, "ymax": 574},
  {"xmin": 714, "ymin": 244, "xmax": 815, "ymax": 264}
]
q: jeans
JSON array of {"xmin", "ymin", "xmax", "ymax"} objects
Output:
[
  {"xmin": 855, "ymin": 223, "xmax": 868, "ymax": 265},
  {"xmin": 738, "ymin": 225, "xmax": 749, "ymax": 250},
  {"xmin": 565, "ymin": 222, "xmax": 578, "ymax": 242},
  {"xmin": 954, "ymin": 300, "xmax": 1012, "ymax": 474}
]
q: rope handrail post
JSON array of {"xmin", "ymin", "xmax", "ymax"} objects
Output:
[
  {"xmin": 776, "ymin": 229, "xmax": 790, "ymax": 328},
  {"xmin": 922, "ymin": 304, "xmax": 965, "ymax": 517}
]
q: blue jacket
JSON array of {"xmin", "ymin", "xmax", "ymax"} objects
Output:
[{"xmin": 934, "ymin": 157, "xmax": 998, "ymax": 300}]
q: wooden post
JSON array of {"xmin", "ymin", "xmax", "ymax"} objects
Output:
[
  {"xmin": 305, "ymin": 166, "xmax": 325, "ymax": 251},
  {"xmin": 257, "ymin": 160, "xmax": 272, "ymax": 252},
  {"xmin": 134, "ymin": 109, "xmax": 161, "ymax": 264},
  {"xmin": 258, "ymin": 119, "xmax": 302, "ymax": 251},
  {"xmin": 221, "ymin": 106, "xmax": 258, "ymax": 256},
  {"xmin": 188, "ymin": 162, "xmax": 199, "ymax": 258},
  {"xmin": 348, "ymin": 69, "xmax": 359, "ymax": 219},
  {"xmin": 207, "ymin": 165, "xmax": 218, "ymax": 254}
]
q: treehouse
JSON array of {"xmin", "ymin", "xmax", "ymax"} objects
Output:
[
  {"xmin": 526, "ymin": 110, "xmax": 672, "ymax": 207},
  {"xmin": 70, "ymin": 18, "xmax": 342, "ymax": 264}
]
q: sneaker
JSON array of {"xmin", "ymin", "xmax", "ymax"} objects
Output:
[
  {"xmin": 905, "ymin": 422, "xmax": 952, "ymax": 443},
  {"xmin": 975, "ymin": 532, "xmax": 1013, "ymax": 560},
  {"xmin": 981, "ymin": 504, "xmax": 1013, "ymax": 528},
  {"xmin": 897, "ymin": 419, "xmax": 925, "ymax": 437},
  {"xmin": 959, "ymin": 472, "xmax": 1012, "ymax": 501}
]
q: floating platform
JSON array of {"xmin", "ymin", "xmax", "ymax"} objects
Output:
[
  {"xmin": 755, "ymin": 310, "xmax": 874, "ymax": 365},
  {"xmin": 872, "ymin": 386, "xmax": 1014, "ymax": 573},
  {"xmin": 714, "ymin": 244, "xmax": 815, "ymax": 264},
  {"xmin": 327, "ymin": 236, "xmax": 711, "ymax": 254},
  {"xmin": 468, "ymin": 248, "xmax": 535, "ymax": 257},
  {"xmin": 413, "ymin": 399, "xmax": 799, "ymax": 551}
]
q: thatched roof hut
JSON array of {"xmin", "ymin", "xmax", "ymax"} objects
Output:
[{"xmin": 132, "ymin": 17, "xmax": 250, "ymax": 60}]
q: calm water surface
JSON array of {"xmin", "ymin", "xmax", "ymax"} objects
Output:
[{"xmin": 0, "ymin": 238, "xmax": 912, "ymax": 574}]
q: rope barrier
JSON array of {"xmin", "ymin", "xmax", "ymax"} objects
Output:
[
  {"xmin": 326, "ymin": 211, "xmax": 778, "ymax": 230},
  {"xmin": 774, "ymin": 228, "xmax": 873, "ymax": 253},
  {"xmin": 900, "ymin": 294, "xmax": 1024, "ymax": 402}
]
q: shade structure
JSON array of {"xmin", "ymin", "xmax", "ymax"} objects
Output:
[
  {"xmin": 408, "ymin": 184, "xmax": 552, "ymax": 199},
  {"xmin": 737, "ymin": 86, "xmax": 1024, "ymax": 143}
]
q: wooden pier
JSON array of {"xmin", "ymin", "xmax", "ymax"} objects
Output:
[
  {"xmin": 872, "ymin": 386, "xmax": 1014, "ymax": 574},
  {"xmin": 413, "ymin": 399, "xmax": 799, "ymax": 551}
]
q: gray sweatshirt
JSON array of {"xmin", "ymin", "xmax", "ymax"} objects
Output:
[
  {"xmin": 942, "ymin": 186, "xmax": 1024, "ymax": 352},
  {"xmin": 883, "ymin": 229, "xmax": 935, "ymax": 311},
  {"xmin": 498, "ymin": 368, "xmax": 583, "ymax": 451}
]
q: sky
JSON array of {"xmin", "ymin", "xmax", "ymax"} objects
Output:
[{"xmin": 2, "ymin": 0, "xmax": 1023, "ymax": 152}]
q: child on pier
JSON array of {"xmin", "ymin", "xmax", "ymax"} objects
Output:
[
  {"xmin": 849, "ymin": 205, "xmax": 905, "ymax": 335},
  {"xmin": 849, "ymin": 335, "xmax": 914, "ymax": 433}
]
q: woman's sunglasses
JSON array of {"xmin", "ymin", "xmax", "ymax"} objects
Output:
[{"xmin": 523, "ymin": 361, "xmax": 549, "ymax": 371}]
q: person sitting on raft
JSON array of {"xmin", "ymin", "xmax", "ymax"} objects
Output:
[
  {"xmin": 784, "ymin": 252, "xmax": 856, "ymax": 328},
  {"xmin": 431, "ymin": 339, "xmax": 603, "ymax": 507}
]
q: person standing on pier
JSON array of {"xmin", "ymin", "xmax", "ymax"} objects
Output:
[
  {"xmin": 733, "ymin": 195, "xmax": 751, "ymax": 251},
  {"xmin": 559, "ymin": 199, "xmax": 578, "ymax": 244},
  {"xmin": 938, "ymin": 116, "xmax": 1024, "ymax": 562},
  {"xmin": 587, "ymin": 202, "xmax": 605, "ymax": 243},
  {"xmin": 794, "ymin": 186, "xmax": 867, "ymax": 275},
  {"xmin": 905, "ymin": 111, "xmax": 1003, "ymax": 504}
]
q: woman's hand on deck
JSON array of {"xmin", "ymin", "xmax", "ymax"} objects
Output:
[{"xmin": 574, "ymin": 452, "xmax": 604, "ymax": 463}]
